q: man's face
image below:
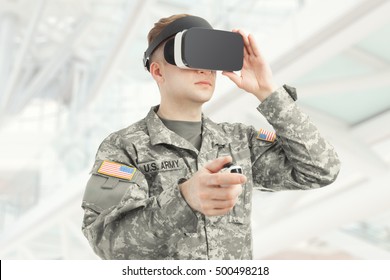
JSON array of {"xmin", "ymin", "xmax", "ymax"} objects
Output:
[
  {"xmin": 163, "ymin": 63, "xmax": 216, "ymax": 104},
  {"xmin": 150, "ymin": 47, "xmax": 217, "ymax": 105}
]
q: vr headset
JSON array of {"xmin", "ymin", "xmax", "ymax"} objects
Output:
[{"xmin": 143, "ymin": 16, "xmax": 243, "ymax": 72}]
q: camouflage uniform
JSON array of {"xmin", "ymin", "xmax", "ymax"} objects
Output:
[{"xmin": 81, "ymin": 87, "xmax": 340, "ymax": 259}]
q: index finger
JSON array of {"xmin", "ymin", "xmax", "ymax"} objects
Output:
[
  {"xmin": 205, "ymin": 172, "xmax": 247, "ymax": 186},
  {"xmin": 248, "ymin": 33, "xmax": 261, "ymax": 58},
  {"xmin": 232, "ymin": 29, "xmax": 251, "ymax": 56},
  {"xmin": 203, "ymin": 156, "xmax": 232, "ymax": 173}
]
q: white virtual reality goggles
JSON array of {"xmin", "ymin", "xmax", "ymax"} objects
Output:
[{"xmin": 143, "ymin": 16, "xmax": 243, "ymax": 72}]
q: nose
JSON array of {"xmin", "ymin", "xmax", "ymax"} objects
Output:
[{"xmin": 197, "ymin": 69, "xmax": 215, "ymax": 75}]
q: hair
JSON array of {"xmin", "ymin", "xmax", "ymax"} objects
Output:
[
  {"xmin": 147, "ymin": 14, "xmax": 190, "ymax": 65},
  {"xmin": 147, "ymin": 14, "xmax": 190, "ymax": 45}
]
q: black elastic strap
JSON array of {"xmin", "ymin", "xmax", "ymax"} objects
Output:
[{"xmin": 143, "ymin": 15, "xmax": 213, "ymax": 71}]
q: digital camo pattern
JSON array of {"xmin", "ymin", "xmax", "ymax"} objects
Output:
[{"xmin": 81, "ymin": 86, "xmax": 341, "ymax": 259}]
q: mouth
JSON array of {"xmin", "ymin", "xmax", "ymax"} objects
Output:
[{"xmin": 195, "ymin": 81, "xmax": 212, "ymax": 86}]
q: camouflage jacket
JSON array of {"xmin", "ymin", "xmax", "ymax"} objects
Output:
[{"xmin": 81, "ymin": 87, "xmax": 340, "ymax": 259}]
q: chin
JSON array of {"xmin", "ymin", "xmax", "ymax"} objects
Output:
[
  {"xmin": 190, "ymin": 95, "xmax": 212, "ymax": 105},
  {"xmin": 198, "ymin": 92, "xmax": 214, "ymax": 102}
]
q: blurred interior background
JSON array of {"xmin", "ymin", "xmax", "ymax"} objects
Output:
[{"xmin": 0, "ymin": 0, "xmax": 389, "ymax": 259}]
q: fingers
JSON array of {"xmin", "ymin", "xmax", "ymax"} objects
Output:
[
  {"xmin": 221, "ymin": 71, "xmax": 242, "ymax": 87},
  {"xmin": 205, "ymin": 172, "xmax": 246, "ymax": 186},
  {"xmin": 211, "ymin": 184, "xmax": 243, "ymax": 200},
  {"xmin": 199, "ymin": 185, "xmax": 243, "ymax": 216},
  {"xmin": 203, "ymin": 156, "xmax": 232, "ymax": 173},
  {"xmin": 203, "ymin": 208, "xmax": 233, "ymax": 217},
  {"xmin": 204, "ymin": 200, "xmax": 235, "ymax": 212},
  {"xmin": 232, "ymin": 29, "xmax": 252, "ymax": 56},
  {"xmin": 248, "ymin": 33, "xmax": 261, "ymax": 58},
  {"xmin": 182, "ymin": 156, "xmax": 247, "ymax": 217},
  {"xmin": 232, "ymin": 29, "xmax": 261, "ymax": 58},
  {"xmin": 202, "ymin": 156, "xmax": 247, "ymax": 186}
]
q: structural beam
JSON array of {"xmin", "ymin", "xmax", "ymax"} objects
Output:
[
  {"xmin": 345, "ymin": 46, "xmax": 390, "ymax": 71},
  {"xmin": 0, "ymin": 13, "xmax": 16, "ymax": 103},
  {"xmin": 12, "ymin": 18, "xmax": 90, "ymax": 114},
  {"xmin": 85, "ymin": 0, "xmax": 154, "ymax": 108},
  {"xmin": 0, "ymin": 0, "xmax": 46, "ymax": 114},
  {"xmin": 272, "ymin": 0, "xmax": 390, "ymax": 82},
  {"xmin": 206, "ymin": 0, "xmax": 390, "ymax": 114},
  {"xmin": 297, "ymin": 70, "xmax": 390, "ymax": 98}
]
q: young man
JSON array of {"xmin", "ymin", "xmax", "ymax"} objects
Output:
[{"xmin": 81, "ymin": 14, "xmax": 340, "ymax": 260}]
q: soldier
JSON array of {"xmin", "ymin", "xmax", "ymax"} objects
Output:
[{"xmin": 81, "ymin": 14, "xmax": 340, "ymax": 259}]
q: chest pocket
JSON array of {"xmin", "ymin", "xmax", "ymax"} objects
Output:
[{"xmin": 138, "ymin": 158, "xmax": 188, "ymax": 197}]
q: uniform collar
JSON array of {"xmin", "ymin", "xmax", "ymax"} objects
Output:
[
  {"xmin": 146, "ymin": 106, "xmax": 197, "ymax": 152},
  {"xmin": 146, "ymin": 105, "xmax": 229, "ymax": 148}
]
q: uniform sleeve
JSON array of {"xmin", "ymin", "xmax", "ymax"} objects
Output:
[
  {"xmin": 250, "ymin": 86, "xmax": 341, "ymax": 191},
  {"xmin": 81, "ymin": 134, "xmax": 197, "ymax": 259}
]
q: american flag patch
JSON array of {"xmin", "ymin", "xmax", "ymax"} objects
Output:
[
  {"xmin": 98, "ymin": 160, "xmax": 136, "ymax": 180},
  {"xmin": 256, "ymin": 128, "xmax": 276, "ymax": 142}
]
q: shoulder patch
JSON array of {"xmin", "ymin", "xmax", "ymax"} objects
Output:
[
  {"xmin": 256, "ymin": 128, "xmax": 276, "ymax": 142},
  {"xmin": 98, "ymin": 160, "xmax": 136, "ymax": 180}
]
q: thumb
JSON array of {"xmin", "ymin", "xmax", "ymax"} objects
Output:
[
  {"xmin": 222, "ymin": 71, "xmax": 241, "ymax": 87},
  {"xmin": 203, "ymin": 156, "xmax": 232, "ymax": 173}
]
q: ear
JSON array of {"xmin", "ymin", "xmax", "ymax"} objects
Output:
[{"xmin": 150, "ymin": 61, "xmax": 164, "ymax": 84}]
